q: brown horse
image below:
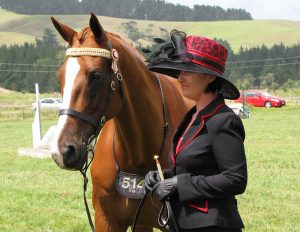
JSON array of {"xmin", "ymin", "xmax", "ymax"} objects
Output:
[{"xmin": 50, "ymin": 13, "xmax": 191, "ymax": 231}]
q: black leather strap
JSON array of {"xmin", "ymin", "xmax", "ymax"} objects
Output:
[
  {"xmin": 59, "ymin": 109, "xmax": 99, "ymax": 128},
  {"xmin": 156, "ymin": 75, "xmax": 169, "ymax": 156},
  {"xmin": 131, "ymin": 75, "xmax": 170, "ymax": 232}
]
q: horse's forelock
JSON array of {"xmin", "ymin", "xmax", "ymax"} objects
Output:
[{"xmin": 77, "ymin": 27, "xmax": 90, "ymax": 42}]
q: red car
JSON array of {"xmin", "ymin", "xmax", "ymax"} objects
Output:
[{"xmin": 235, "ymin": 90, "xmax": 286, "ymax": 108}]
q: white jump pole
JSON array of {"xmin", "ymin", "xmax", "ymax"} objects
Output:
[{"xmin": 32, "ymin": 83, "xmax": 42, "ymax": 148}]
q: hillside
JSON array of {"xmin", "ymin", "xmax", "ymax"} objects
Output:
[{"xmin": 1, "ymin": 9, "xmax": 300, "ymax": 52}]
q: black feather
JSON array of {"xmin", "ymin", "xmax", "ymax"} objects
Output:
[
  {"xmin": 142, "ymin": 48, "xmax": 152, "ymax": 53},
  {"xmin": 153, "ymin": 37, "xmax": 167, "ymax": 44}
]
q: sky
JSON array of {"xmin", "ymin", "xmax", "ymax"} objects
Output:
[{"xmin": 165, "ymin": 0, "xmax": 300, "ymax": 21}]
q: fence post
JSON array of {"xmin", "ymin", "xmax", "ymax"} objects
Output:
[{"xmin": 32, "ymin": 83, "xmax": 42, "ymax": 148}]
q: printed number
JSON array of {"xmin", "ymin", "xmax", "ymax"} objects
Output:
[
  {"xmin": 137, "ymin": 180, "xmax": 144, "ymax": 188},
  {"xmin": 121, "ymin": 177, "xmax": 131, "ymax": 189},
  {"xmin": 121, "ymin": 177, "xmax": 144, "ymax": 192}
]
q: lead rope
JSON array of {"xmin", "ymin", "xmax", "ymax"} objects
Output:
[
  {"xmin": 132, "ymin": 75, "xmax": 169, "ymax": 232},
  {"xmin": 80, "ymin": 135, "xmax": 97, "ymax": 232},
  {"xmin": 154, "ymin": 156, "xmax": 178, "ymax": 232}
]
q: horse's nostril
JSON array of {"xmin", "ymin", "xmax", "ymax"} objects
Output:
[
  {"xmin": 61, "ymin": 144, "xmax": 78, "ymax": 167},
  {"xmin": 67, "ymin": 144, "xmax": 76, "ymax": 156},
  {"xmin": 61, "ymin": 144, "xmax": 76, "ymax": 157}
]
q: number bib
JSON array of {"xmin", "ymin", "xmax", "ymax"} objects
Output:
[{"xmin": 115, "ymin": 170, "xmax": 145, "ymax": 199}]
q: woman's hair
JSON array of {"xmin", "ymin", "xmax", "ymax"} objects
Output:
[{"xmin": 205, "ymin": 76, "xmax": 222, "ymax": 94}]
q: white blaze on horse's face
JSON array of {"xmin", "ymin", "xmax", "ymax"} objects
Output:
[{"xmin": 50, "ymin": 58, "xmax": 80, "ymax": 168}]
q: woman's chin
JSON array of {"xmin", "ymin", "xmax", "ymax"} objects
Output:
[{"xmin": 182, "ymin": 92, "xmax": 193, "ymax": 100}]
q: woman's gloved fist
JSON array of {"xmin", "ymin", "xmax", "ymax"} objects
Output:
[
  {"xmin": 144, "ymin": 171, "xmax": 161, "ymax": 192},
  {"xmin": 153, "ymin": 176, "xmax": 178, "ymax": 202}
]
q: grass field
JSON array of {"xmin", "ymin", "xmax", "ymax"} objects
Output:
[
  {"xmin": 1, "ymin": 9, "xmax": 300, "ymax": 52},
  {"xmin": 0, "ymin": 104, "xmax": 299, "ymax": 231}
]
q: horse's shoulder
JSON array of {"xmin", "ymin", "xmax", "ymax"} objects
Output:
[{"xmin": 98, "ymin": 120, "xmax": 115, "ymax": 144}]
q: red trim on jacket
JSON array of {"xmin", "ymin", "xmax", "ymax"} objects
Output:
[
  {"xmin": 175, "ymin": 103, "xmax": 225, "ymax": 158},
  {"xmin": 187, "ymin": 200, "xmax": 209, "ymax": 213},
  {"xmin": 171, "ymin": 153, "xmax": 176, "ymax": 165}
]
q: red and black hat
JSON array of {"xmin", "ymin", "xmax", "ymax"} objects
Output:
[{"xmin": 147, "ymin": 30, "xmax": 239, "ymax": 100}]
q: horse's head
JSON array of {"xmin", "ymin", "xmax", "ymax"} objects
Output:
[{"xmin": 50, "ymin": 13, "xmax": 123, "ymax": 170}]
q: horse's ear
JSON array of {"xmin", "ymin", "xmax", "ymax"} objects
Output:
[
  {"xmin": 51, "ymin": 17, "xmax": 76, "ymax": 45},
  {"xmin": 89, "ymin": 12, "xmax": 105, "ymax": 44}
]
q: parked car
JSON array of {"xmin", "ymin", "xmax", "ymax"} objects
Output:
[
  {"xmin": 32, "ymin": 98, "xmax": 62, "ymax": 109},
  {"xmin": 235, "ymin": 90, "xmax": 285, "ymax": 108}
]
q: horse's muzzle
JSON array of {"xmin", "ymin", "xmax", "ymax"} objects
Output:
[{"xmin": 52, "ymin": 143, "xmax": 87, "ymax": 170}]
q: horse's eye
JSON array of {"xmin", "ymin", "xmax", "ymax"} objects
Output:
[{"xmin": 88, "ymin": 70, "xmax": 104, "ymax": 82}]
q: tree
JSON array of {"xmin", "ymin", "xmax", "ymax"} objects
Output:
[
  {"xmin": 120, "ymin": 21, "xmax": 145, "ymax": 43},
  {"xmin": 0, "ymin": 0, "xmax": 253, "ymax": 21}
]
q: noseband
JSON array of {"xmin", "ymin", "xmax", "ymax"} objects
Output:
[{"xmin": 59, "ymin": 41, "xmax": 124, "ymax": 136}]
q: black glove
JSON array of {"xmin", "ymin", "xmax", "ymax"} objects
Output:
[
  {"xmin": 145, "ymin": 171, "xmax": 161, "ymax": 192},
  {"xmin": 153, "ymin": 176, "xmax": 178, "ymax": 202}
]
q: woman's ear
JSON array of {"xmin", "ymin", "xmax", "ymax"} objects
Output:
[{"xmin": 207, "ymin": 75, "xmax": 216, "ymax": 83}]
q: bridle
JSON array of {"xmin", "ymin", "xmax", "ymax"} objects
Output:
[
  {"xmin": 59, "ymin": 41, "xmax": 124, "ymax": 232},
  {"xmin": 60, "ymin": 41, "xmax": 124, "ymax": 138}
]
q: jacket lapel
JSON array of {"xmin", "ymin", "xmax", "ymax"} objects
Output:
[{"xmin": 171, "ymin": 95, "xmax": 225, "ymax": 164}]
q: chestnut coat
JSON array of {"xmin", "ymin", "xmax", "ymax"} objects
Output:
[{"xmin": 167, "ymin": 95, "xmax": 247, "ymax": 230}]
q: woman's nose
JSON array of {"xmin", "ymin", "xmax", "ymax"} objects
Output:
[{"xmin": 178, "ymin": 73, "xmax": 186, "ymax": 82}]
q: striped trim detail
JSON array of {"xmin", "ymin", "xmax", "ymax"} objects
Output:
[
  {"xmin": 188, "ymin": 49, "xmax": 225, "ymax": 66},
  {"xmin": 188, "ymin": 49, "xmax": 225, "ymax": 75}
]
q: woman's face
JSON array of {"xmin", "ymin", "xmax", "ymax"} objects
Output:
[{"xmin": 177, "ymin": 71, "xmax": 216, "ymax": 101}]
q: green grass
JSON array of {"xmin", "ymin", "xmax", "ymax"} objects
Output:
[
  {"xmin": 0, "ymin": 92, "xmax": 61, "ymax": 121},
  {"xmin": 0, "ymin": 91, "xmax": 61, "ymax": 106},
  {"xmin": 1, "ymin": 9, "xmax": 300, "ymax": 52},
  {"xmin": 240, "ymin": 106, "xmax": 300, "ymax": 231},
  {"xmin": 0, "ymin": 105, "xmax": 299, "ymax": 231},
  {"xmin": 0, "ymin": 120, "xmax": 91, "ymax": 232}
]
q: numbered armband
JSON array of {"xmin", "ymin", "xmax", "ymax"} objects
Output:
[{"xmin": 115, "ymin": 170, "xmax": 145, "ymax": 199}]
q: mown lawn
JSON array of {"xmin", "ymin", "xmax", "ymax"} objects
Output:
[
  {"xmin": 240, "ymin": 106, "xmax": 300, "ymax": 231},
  {"xmin": 0, "ymin": 106, "xmax": 299, "ymax": 231}
]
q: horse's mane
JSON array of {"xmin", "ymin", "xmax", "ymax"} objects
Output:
[
  {"xmin": 77, "ymin": 27, "xmax": 145, "ymax": 62},
  {"xmin": 107, "ymin": 31, "xmax": 146, "ymax": 62}
]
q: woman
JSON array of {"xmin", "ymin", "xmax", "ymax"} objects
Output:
[{"xmin": 145, "ymin": 30, "xmax": 247, "ymax": 232}]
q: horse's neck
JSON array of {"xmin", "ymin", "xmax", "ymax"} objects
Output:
[{"xmin": 113, "ymin": 42, "xmax": 165, "ymax": 172}]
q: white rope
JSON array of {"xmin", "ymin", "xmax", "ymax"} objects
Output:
[{"xmin": 66, "ymin": 48, "xmax": 112, "ymax": 59}]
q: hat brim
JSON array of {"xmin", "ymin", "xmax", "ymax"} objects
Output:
[{"xmin": 148, "ymin": 61, "xmax": 240, "ymax": 100}]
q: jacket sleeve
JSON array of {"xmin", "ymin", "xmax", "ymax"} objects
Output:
[
  {"xmin": 163, "ymin": 168, "xmax": 174, "ymax": 178},
  {"xmin": 177, "ymin": 115, "xmax": 248, "ymax": 202}
]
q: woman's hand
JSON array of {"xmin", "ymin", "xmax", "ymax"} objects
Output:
[
  {"xmin": 153, "ymin": 176, "xmax": 178, "ymax": 201},
  {"xmin": 145, "ymin": 171, "xmax": 161, "ymax": 192}
]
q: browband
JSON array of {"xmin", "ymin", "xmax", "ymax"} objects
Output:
[{"xmin": 66, "ymin": 48, "xmax": 112, "ymax": 59}]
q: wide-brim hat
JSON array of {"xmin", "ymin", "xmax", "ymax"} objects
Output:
[{"xmin": 147, "ymin": 30, "xmax": 240, "ymax": 100}]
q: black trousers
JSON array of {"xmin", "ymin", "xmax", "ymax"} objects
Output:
[{"xmin": 178, "ymin": 227, "xmax": 242, "ymax": 232}]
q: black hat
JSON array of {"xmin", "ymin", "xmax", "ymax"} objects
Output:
[{"xmin": 147, "ymin": 30, "xmax": 239, "ymax": 100}]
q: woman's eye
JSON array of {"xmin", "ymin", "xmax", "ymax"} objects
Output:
[{"xmin": 88, "ymin": 70, "xmax": 104, "ymax": 82}]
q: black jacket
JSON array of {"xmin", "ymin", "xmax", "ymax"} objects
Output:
[{"xmin": 168, "ymin": 95, "xmax": 247, "ymax": 230}]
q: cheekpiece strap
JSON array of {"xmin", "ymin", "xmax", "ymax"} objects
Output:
[{"xmin": 66, "ymin": 48, "xmax": 112, "ymax": 59}]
